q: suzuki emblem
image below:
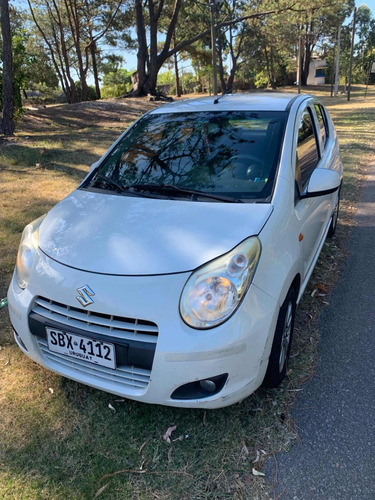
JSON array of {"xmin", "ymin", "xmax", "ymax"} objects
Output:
[{"xmin": 76, "ymin": 285, "xmax": 95, "ymax": 307}]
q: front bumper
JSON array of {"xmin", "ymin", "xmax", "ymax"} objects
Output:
[{"xmin": 8, "ymin": 250, "xmax": 278, "ymax": 408}]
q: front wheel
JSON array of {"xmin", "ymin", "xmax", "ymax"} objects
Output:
[{"xmin": 263, "ymin": 287, "xmax": 296, "ymax": 388}]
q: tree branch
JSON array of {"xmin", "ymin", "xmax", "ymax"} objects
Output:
[
  {"xmin": 88, "ymin": 0, "xmax": 124, "ymax": 47},
  {"xmin": 157, "ymin": 0, "xmax": 182, "ymax": 65},
  {"xmin": 156, "ymin": 0, "xmax": 165, "ymax": 21},
  {"xmin": 166, "ymin": 4, "xmax": 300, "ymax": 59}
]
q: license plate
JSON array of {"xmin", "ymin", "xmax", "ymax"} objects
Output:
[{"xmin": 46, "ymin": 328, "xmax": 116, "ymax": 369}]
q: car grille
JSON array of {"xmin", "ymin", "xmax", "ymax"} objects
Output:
[
  {"xmin": 32, "ymin": 296, "xmax": 158, "ymax": 344},
  {"xmin": 37, "ymin": 337, "xmax": 151, "ymax": 391}
]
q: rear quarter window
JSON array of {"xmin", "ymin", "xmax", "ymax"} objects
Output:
[{"xmin": 314, "ymin": 104, "xmax": 329, "ymax": 154}]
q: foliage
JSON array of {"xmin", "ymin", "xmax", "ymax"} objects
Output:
[
  {"xmin": 254, "ymin": 69, "xmax": 269, "ymax": 89},
  {"xmin": 75, "ymin": 81, "xmax": 97, "ymax": 101},
  {"xmin": 99, "ymin": 53, "xmax": 125, "ymax": 76},
  {"xmin": 101, "ymin": 68, "xmax": 132, "ymax": 97},
  {"xmin": 7, "ymin": 29, "xmax": 28, "ymax": 115},
  {"xmin": 17, "ymin": 0, "xmax": 373, "ymax": 101},
  {"xmin": 25, "ymin": 34, "xmax": 59, "ymax": 90},
  {"xmin": 353, "ymin": 5, "xmax": 375, "ymax": 83},
  {"xmin": 0, "ymin": 7, "xmax": 35, "ymax": 119},
  {"xmin": 27, "ymin": 0, "xmax": 133, "ymax": 102}
]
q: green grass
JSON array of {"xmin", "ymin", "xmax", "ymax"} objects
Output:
[{"xmin": 0, "ymin": 88, "xmax": 374, "ymax": 499}]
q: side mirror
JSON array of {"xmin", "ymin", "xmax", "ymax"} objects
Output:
[
  {"xmin": 89, "ymin": 161, "xmax": 99, "ymax": 173},
  {"xmin": 301, "ymin": 169, "xmax": 341, "ymax": 199}
]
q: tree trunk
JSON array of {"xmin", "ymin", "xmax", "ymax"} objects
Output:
[
  {"xmin": 227, "ymin": 64, "xmax": 237, "ymax": 91},
  {"xmin": 264, "ymin": 46, "xmax": 272, "ymax": 88},
  {"xmin": 0, "ymin": 0, "xmax": 15, "ymax": 136},
  {"xmin": 90, "ymin": 41, "xmax": 101, "ymax": 100},
  {"xmin": 28, "ymin": 0, "xmax": 77, "ymax": 104},
  {"xmin": 301, "ymin": 22, "xmax": 314, "ymax": 86},
  {"xmin": 50, "ymin": 0, "xmax": 79, "ymax": 102},
  {"xmin": 64, "ymin": 0, "xmax": 88, "ymax": 101},
  {"xmin": 174, "ymin": 54, "xmax": 181, "ymax": 97},
  {"xmin": 143, "ymin": 67, "xmax": 159, "ymax": 95},
  {"xmin": 269, "ymin": 46, "xmax": 277, "ymax": 89},
  {"xmin": 133, "ymin": 0, "xmax": 148, "ymax": 96},
  {"xmin": 217, "ymin": 34, "xmax": 227, "ymax": 93},
  {"xmin": 173, "ymin": 32, "xmax": 181, "ymax": 97},
  {"xmin": 50, "ymin": 23, "xmax": 78, "ymax": 103}
]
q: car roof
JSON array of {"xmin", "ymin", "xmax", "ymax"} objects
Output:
[{"xmin": 150, "ymin": 92, "xmax": 312, "ymax": 114}]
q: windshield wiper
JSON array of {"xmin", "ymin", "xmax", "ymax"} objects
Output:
[
  {"xmin": 94, "ymin": 175, "xmax": 156, "ymax": 199},
  {"xmin": 96, "ymin": 174, "xmax": 127, "ymax": 193},
  {"xmin": 130, "ymin": 183, "xmax": 243, "ymax": 203}
]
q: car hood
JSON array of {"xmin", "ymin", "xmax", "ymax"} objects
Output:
[{"xmin": 39, "ymin": 189, "xmax": 273, "ymax": 275}]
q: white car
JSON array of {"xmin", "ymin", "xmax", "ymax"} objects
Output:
[{"xmin": 8, "ymin": 93, "xmax": 342, "ymax": 408}]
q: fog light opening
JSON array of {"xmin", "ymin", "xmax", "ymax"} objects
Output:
[
  {"xmin": 170, "ymin": 373, "xmax": 228, "ymax": 400},
  {"xmin": 199, "ymin": 379, "xmax": 217, "ymax": 393}
]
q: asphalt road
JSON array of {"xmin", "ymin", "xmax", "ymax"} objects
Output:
[{"xmin": 264, "ymin": 169, "xmax": 375, "ymax": 499}]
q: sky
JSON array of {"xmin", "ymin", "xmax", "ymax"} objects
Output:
[{"xmin": 358, "ymin": 0, "xmax": 375, "ymax": 14}]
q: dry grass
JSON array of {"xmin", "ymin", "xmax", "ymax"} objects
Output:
[{"xmin": 0, "ymin": 87, "xmax": 374, "ymax": 499}]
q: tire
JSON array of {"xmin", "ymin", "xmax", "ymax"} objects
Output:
[
  {"xmin": 327, "ymin": 188, "xmax": 341, "ymax": 238},
  {"xmin": 263, "ymin": 287, "xmax": 296, "ymax": 389}
]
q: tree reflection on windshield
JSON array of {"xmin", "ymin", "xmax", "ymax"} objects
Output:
[{"xmin": 88, "ymin": 111, "xmax": 287, "ymax": 201}]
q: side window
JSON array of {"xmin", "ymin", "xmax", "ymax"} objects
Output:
[
  {"xmin": 296, "ymin": 109, "xmax": 319, "ymax": 193},
  {"xmin": 314, "ymin": 104, "xmax": 328, "ymax": 154}
]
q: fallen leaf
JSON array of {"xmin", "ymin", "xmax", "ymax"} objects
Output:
[
  {"xmin": 167, "ymin": 447, "xmax": 173, "ymax": 462},
  {"xmin": 174, "ymin": 435, "xmax": 185, "ymax": 442},
  {"xmin": 162, "ymin": 425, "xmax": 177, "ymax": 443},
  {"xmin": 108, "ymin": 403, "xmax": 116, "ymax": 412},
  {"xmin": 252, "ymin": 468, "xmax": 265, "ymax": 477},
  {"xmin": 253, "ymin": 450, "xmax": 260, "ymax": 463},
  {"xmin": 241, "ymin": 444, "xmax": 249, "ymax": 456},
  {"xmin": 311, "ymin": 289, "xmax": 317, "ymax": 298},
  {"xmin": 94, "ymin": 482, "xmax": 111, "ymax": 498},
  {"xmin": 138, "ymin": 440, "xmax": 149, "ymax": 454},
  {"xmin": 48, "ymin": 388, "xmax": 54, "ymax": 394}
]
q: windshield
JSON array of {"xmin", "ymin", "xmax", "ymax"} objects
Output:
[{"xmin": 84, "ymin": 111, "xmax": 287, "ymax": 202}]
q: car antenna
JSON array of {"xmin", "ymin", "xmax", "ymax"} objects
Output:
[{"xmin": 213, "ymin": 89, "xmax": 233, "ymax": 105}]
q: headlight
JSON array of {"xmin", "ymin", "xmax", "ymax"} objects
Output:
[
  {"xmin": 16, "ymin": 215, "xmax": 46, "ymax": 289},
  {"xmin": 180, "ymin": 237, "xmax": 261, "ymax": 329}
]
